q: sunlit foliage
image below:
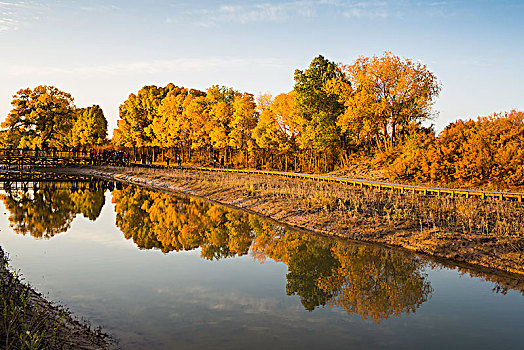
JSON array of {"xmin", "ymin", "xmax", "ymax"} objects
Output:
[
  {"xmin": 0, "ymin": 86, "xmax": 109, "ymax": 148},
  {"xmin": 390, "ymin": 110, "xmax": 524, "ymax": 187},
  {"xmin": 1, "ymin": 86, "xmax": 76, "ymax": 148},
  {"xmin": 108, "ymin": 52, "xmax": 444, "ymax": 174},
  {"xmin": 335, "ymin": 52, "xmax": 440, "ymax": 153},
  {"xmin": 70, "ymin": 105, "xmax": 108, "ymax": 147}
]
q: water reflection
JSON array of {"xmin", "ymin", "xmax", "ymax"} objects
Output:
[
  {"xmin": 0, "ymin": 180, "xmax": 111, "ymax": 238},
  {"xmin": 112, "ymin": 186, "xmax": 433, "ymax": 321},
  {"xmin": 1, "ymin": 181, "xmax": 522, "ymax": 323}
]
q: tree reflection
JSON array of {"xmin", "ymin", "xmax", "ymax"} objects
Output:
[
  {"xmin": 0, "ymin": 181, "xmax": 107, "ymax": 238},
  {"xmin": 112, "ymin": 186, "xmax": 254, "ymax": 257},
  {"xmin": 319, "ymin": 246, "xmax": 432, "ymax": 321},
  {"xmin": 3, "ymin": 182, "xmax": 519, "ymax": 321},
  {"xmin": 112, "ymin": 186, "xmax": 433, "ymax": 321}
]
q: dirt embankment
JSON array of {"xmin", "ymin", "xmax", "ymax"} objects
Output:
[{"xmin": 57, "ymin": 166, "xmax": 524, "ymax": 278}]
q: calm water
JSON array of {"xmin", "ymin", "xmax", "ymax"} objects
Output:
[{"xmin": 0, "ymin": 180, "xmax": 523, "ymax": 349}]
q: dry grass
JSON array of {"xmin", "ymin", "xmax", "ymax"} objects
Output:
[{"xmin": 125, "ymin": 166, "xmax": 524, "ymax": 238}]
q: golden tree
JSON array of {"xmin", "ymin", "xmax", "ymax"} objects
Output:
[
  {"xmin": 1, "ymin": 85, "xmax": 76, "ymax": 148},
  {"xmin": 70, "ymin": 105, "xmax": 108, "ymax": 146},
  {"xmin": 252, "ymin": 92, "xmax": 300, "ymax": 170},
  {"xmin": 230, "ymin": 92, "xmax": 257, "ymax": 166},
  {"xmin": 336, "ymin": 52, "xmax": 440, "ymax": 152}
]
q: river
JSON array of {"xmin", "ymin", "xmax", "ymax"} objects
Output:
[{"xmin": 0, "ymin": 180, "xmax": 522, "ymax": 349}]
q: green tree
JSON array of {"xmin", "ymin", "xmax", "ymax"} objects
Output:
[
  {"xmin": 285, "ymin": 241, "xmax": 339, "ymax": 311},
  {"xmin": 293, "ymin": 55, "xmax": 345, "ymax": 150}
]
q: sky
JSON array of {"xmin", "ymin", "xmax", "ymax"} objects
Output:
[{"xmin": 1, "ymin": 0, "xmax": 523, "ymax": 136}]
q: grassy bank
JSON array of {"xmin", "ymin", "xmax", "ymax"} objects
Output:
[
  {"xmin": 59, "ymin": 165, "xmax": 524, "ymax": 277},
  {"xmin": 0, "ymin": 247, "xmax": 111, "ymax": 349}
]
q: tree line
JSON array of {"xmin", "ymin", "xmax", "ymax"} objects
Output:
[
  {"xmin": 0, "ymin": 183, "xmax": 432, "ymax": 321},
  {"xmin": 0, "ymin": 182, "xmax": 107, "ymax": 238},
  {"xmin": 1, "ymin": 52, "xmax": 522, "ymax": 186},
  {"xmin": 112, "ymin": 185, "xmax": 432, "ymax": 320},
  {"xmin": 111, "ymin": 52, "xmax": 441, "ymax": 172}
]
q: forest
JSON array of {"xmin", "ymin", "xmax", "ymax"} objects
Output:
[{"xmin": 1, "ymin": 52, "xmax": 523, "ymax": 188}]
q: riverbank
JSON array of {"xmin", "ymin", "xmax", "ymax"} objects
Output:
[
  {"xmin": 54, "ymin": 165, "xmax": 524, "ymax": 278},
  {"xmin": 0, "ymin": 248, "xmax": 111, "ymax": 349}
]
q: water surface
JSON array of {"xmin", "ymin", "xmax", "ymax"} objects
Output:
[{"xmin": 0, "ymin": 180, "xmax": 522, "ymax": 349}]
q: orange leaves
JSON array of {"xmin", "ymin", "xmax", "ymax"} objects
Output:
[
  {"xmin": 390, "ymin": 110, "xmax": 524, "ymax": 188},
  {"xmin": 336, "ymin": 52, "xmax": 440, "ymax": 152}
]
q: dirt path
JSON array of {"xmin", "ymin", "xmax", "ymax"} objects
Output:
[{"xmin": 52, "ymin": 166, "xmax": 524, "ymax": 280}]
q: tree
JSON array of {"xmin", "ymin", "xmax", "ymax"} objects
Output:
[
  {"xmin": 318, "ymin": 244, "xmax": 433, "ymax": 322},
  {"xmin": 230, "ymin": 93, "xmax": 257, "ymax": 166},
  {"xmin": 70, "ymin": 105, "xmax": 108, "ymax": 146},
  {"xmin": 1, "ymin": 85, "xmax": 76, "ymax": 148},
  {"xmin": 336, "ymin": 52, "xmax": 440, "ymax": 152},
  {"xmin": 285, "ymin": 240, "xmax": 339, "ymax": 311},
  {"xmin": 153, "ymin": 87, "xmax": 189, "ymax": 149},
  {"xmin": 252, "ymin": 92, "xmax": 300, "ymax": 170},
  {"xmin": 293, "ymin": 55, "xmax": 346, "ymax": 150},
  {"xmin": 205, "ymin": 85, "xmax": 239, "ymax": 161},
  {"xmin": 114, "ymin": 84, "xmax": 176, "ymax": 148},
  {"xmin": 0, "ymin": 184, "xmax": 106, "ymax": 239}
]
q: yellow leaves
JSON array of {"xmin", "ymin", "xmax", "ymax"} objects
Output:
[
  {"xmin": 256, "ymin": 92, "xmax": 273, "ymax": 112},
  {"xmin": 230, "ymin": 93, "xmax": 257, "ymax": 150},
  {"xmin": 0, "ymin": 187, "xmax": 105, "ymax": 239},
  {"xmin": 2, "ymin": 85, "xmax": 77, "ymax": 148},
  {"xmin": 252, "ymin": 91, "xmax": 299, "ymax": 153},
  {"xmin": 71, "ymin": 105, "xmax": 107, "ymax": 146},
  {"xmin": 336, "ymin": 52, "xmax": 440, "ymax": 151}
]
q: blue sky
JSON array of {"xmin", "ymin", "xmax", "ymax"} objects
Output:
[{"xmin": 1, "ymin": 0, "xmax": 523, "ymax": 135}]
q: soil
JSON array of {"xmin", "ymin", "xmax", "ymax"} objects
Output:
[{"xmin": 50, "ymin": 165, "xmax": 524, "ymax": 281}]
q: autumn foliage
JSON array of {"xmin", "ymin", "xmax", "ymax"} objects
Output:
[
  {"xmin": 389, "ymin": 110, "xmax": 524, "ymax": 187},
  {"xmin": 111, "ymin": 185, "xmax": 432, "ymax": 320},
  {"xmin": 1, "ymin": 52, "xmax": 522, "ymax": 188},
  {"xmin": 109, "ymin": 53, "xmax": 443, "ymax": 173},
  {"xmin": 0, "ymin": 85, "xmax": 108, "ymax": 148}
]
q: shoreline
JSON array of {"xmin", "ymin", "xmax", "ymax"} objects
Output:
[
  {"xmin": 0, "ymin": 247, "xmax": 111, "ymax": 349},
  {"xmin": 50, "ymin": 165, "xmax": 524, "ymax": 281}
]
